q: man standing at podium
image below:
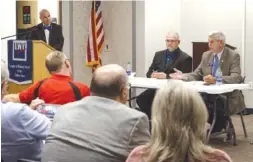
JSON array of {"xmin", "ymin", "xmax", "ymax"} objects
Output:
[{"xmin": 31, "ymin": 9, "xmax": 64, "ymax": 51}]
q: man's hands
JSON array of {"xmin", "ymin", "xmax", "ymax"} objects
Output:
[
  {"xmin": 151, "ymin": 72, "xmax": 167, "ymax": 79},
  {"xmin": 203, "ymin": 75, "xmax": 216, "ymax": 85},
  {"xmin": 169, "ymin": 68, "xmax": 185, "ymax": 80},
  {"xmin": 170, "ymin": 69, "xmax": 216, "ymax": 84},
  {"xmin": 2, "ymin": 94, "xmax": 20, "ymax": 103},
  {"xmin": 30, "ymin": 98, "xmax": 45, "ymax": 110}
]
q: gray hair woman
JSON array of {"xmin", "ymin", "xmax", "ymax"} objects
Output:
[{"xmin": 126, "ymin": 80, "xmax": 232, "ymax": 162}]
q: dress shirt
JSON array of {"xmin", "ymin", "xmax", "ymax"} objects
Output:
[{"xmin": 1, "ymin": 101, "xmax": 50, "ymax": 162}]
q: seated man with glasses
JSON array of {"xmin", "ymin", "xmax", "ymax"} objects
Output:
[
  {"xmin": 3, "ymin": 51, "xmax": 90, "ymax": 105},
  {"xmin": 136, "ymin": 31, "xmax": 192, "ymax": 123},
  {"xmin": 41, "ymin": 64, "xmax": 150, "ymax": 162}
]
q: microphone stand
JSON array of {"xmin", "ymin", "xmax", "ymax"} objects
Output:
[{"xmin": 1, "ymin": 26, "xmax": 39, "ymax": 40}]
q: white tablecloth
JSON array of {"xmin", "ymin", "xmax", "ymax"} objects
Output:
[{"xmin": 129, "ymin": 77, "xmax": 253, "ymax": 94}]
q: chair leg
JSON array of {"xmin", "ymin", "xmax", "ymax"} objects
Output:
[{"xmin": 240, "ymin": 111, "xmax": 248, "ymax": 138}]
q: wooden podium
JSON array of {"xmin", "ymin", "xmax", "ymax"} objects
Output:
[
  {"xmin": 8, "ymin": 40, "xmax": 54, "ymax": 94},
  {"xmin": 192, "ymin": 42, "xmax": 236, "ymax": 70}
]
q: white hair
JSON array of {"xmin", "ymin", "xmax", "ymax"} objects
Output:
[
  {"xmin": 1, "ymin": 60, "xmax": 9, "ymax": 85},
  {"xmin": 166, "ymin": 31, "xmax": 180, "ymax": 40},
  {"xmin": 208, "ymin": 31, "xmax": 226, "ymax": 44}
]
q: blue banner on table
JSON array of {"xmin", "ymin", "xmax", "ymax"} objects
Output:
[{"xmin": 8, "ymin": 40, "xmax": 33, "ymax": 84}]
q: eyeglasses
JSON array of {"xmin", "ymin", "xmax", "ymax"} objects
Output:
[{"xmin": 165, "ymin": 40, "xmax": 178, "ymax": 43}]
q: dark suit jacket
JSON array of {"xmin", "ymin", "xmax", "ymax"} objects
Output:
[
  {"xmin": 31, "ymin": 23, "xmax": 64, "ymax": 51},
  {"xmin": 146, "ymin": 48, "xmax": 192, "ymax": 78}
]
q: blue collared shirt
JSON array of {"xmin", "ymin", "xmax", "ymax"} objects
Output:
[
  {"xmin": 165, "ymin": 49, "xmax": 178, "ymax": 65},
  {"xmin": 213, "ymin": 49, "xmax": 223, "ymax": 63},
  {"xmin": 1, "ymin": 102, "xmax": 50, "ymax": 162}
]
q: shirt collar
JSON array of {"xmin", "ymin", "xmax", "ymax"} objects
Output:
[
  {"xmin": 166, "ymin": 48, "xmax": 179, "ymax": 58},
  {"xmin": 214, "ymin": 48, "xmax": 224, "ymax": 60},
  {"xmin": 50, "ymin": 74, "xmax": 72, "ymax": 81},
  {"xmin": 43, "ymin": 23, "xmax": 51, "ymax": 27}
]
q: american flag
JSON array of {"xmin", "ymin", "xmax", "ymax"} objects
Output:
[{"xmin": 86, "ymin": 0, "xmax": 104, "ymax": 71}]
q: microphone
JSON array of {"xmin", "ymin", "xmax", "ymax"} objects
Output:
[{"xmin": 1, "ymin": 25, "xmax": 40, "ymax": 40}]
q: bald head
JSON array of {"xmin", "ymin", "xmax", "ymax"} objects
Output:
[
  {"xmin": 90, "ymin": 64, "xmax": 128, "ymax": 99},
  {"xmin": 40, "ymin": 9, "xmax": 51, "ymax": 25}
]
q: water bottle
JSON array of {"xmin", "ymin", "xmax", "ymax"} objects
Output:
[
  {"xmin": 216, "ymin": 67, "xmax": 222, "ymax": 85},
  {"xmin": 126, "ymin": 61, "xmax": 132, "ymax": 76}
]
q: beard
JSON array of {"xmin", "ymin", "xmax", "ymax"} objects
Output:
[{"xmin": 168, "ymin": 47, "xmax": 176, "ymax": 52}]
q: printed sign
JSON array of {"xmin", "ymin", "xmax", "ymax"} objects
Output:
[{"xmin": 8, "ymin": 40, "xmax": 33, "ymax": 84}]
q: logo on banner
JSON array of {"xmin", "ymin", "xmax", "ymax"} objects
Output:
[
  {"xmin": 12, "ymin": 41, "xmax": 27, "ymax": 61},
  {"xmin": 8, "ymin": 40, "xmax": 33, "ymax": 85}
]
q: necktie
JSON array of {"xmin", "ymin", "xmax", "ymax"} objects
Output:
[
  {"xmin": 212, "ymin": 55, "xmax": 219, "ymax": 77},
  {"xmin": 43, "ymin": 25, "xmax": 52, "ymax": 30}
]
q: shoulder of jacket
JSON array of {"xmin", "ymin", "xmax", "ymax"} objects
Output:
[{"xmin": 178, "ymin": 50, "xmax": 192, "ymax": 59}]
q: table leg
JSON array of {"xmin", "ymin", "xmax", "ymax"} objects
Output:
[
  {"xmin": 206, "ymin": 95, "xmax": 217, "ymax": 144},
  {"xmin": 225, "ymin": 93, "xmax": 237, "ymax": 146}
]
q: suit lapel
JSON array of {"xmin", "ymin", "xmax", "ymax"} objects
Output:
[
  {"xmin": 164, "ymin": 49, "xmax": 180, "ymax": 73},
  {"xmin": 219, "ymin": 48, "xmax": 227, "ymax": 70},
  {"xmin": 207, "ymin": 52, "xmax": 214, "ymax": 75},
  {"xmin": 48, "ymin": 24, "xmax": 54, "ymax": 45},
  {"xmin": 160, "ymin": 50, "xmax": 166, "ymax": 71},
  {"xmin": 39, "ymin": 24, "xmax": 46, "ymax": 43}
]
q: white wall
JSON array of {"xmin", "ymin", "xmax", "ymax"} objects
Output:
[
  {"xmin": 62, "ymin": 1, "xmax": 71, "ymax": 59},
  {"xmin": 38, "ymin": 0, "xmax": 58, "ymax": 24},
  {"xmin": 145, "ymin": 0, "xmax": 181, "ymax": 74},
  {"xmin": 0, "ymin": 0, "xmax": 16, "ymax": 62},
  {"xmin": 180, "ymin": 0, "xmax": 244, "ymax": 58},
  {"xmin": 144, "ymin": 0, "xmax": 253, "ymax": 107},
  {"xmin": 135, "ymin": 1, "xmax": 145, "ymax": 77},
  {"xmin": 243, "ymin": 0, "xmax": 253, "ymax": 108}
]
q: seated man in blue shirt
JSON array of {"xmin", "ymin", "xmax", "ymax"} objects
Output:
[
  {"xmin": 136, "ymin": 32, "xmax": 192, "ymax": 124},
  {"xmin": 1, "ymin": 60, "xmax": 51, "ymax": 162}
]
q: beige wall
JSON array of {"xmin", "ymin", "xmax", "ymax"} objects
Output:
[
  {"xmin": 69, "ymin": 1, "xmax": 132, "ymax": 84},
  {"xmin": 17, "ymin": 0, "xmax": 38, "ymax": 28}
]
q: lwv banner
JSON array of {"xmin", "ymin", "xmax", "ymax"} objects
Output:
[{"xmin": 8, "ymin": 40, "xmax": 33, "ymax": 84}]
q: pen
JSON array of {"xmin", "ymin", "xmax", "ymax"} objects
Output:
[{"xmin": 199, "ymin": 72, "xmax": 204, "ymax": 77}]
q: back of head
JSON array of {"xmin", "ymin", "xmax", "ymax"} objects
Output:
[
  {"xmin": 90, "ymin": 64, "xmax": 128, "ymax": 103},
  {"xmin": 45, "ymin": 51, "xmax": 67, "ymax": 74},
  {"xmin": 146, "ymin": 80, "xmax": 210, "ymax": 162},
  {"xmin": 1, "ymin": 60, "xmax": 9, "ymax": 97}
]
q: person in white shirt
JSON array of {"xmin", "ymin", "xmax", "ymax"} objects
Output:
[{"xmin": 30, "ymin": 9, "xmax": 64, "ymax": 51}]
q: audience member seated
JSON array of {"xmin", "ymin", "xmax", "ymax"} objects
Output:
[
  {"xmin": 126, "ymin": 80, "xmax": 232, "ymax": 162},
  {"xmin": 41, "ymin": 64, "xmax": 150, "ymax": 162},
  {"xmin": 1, "ymin": 60, "xmax": 51, "ymax": 162},
  {"xmin": 3, "ymin": 51, "xmax": 90, "ymax": 105},
  {"xmin": 136, "ymin": 31, "xmax": 192, "ymax": 122}
]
